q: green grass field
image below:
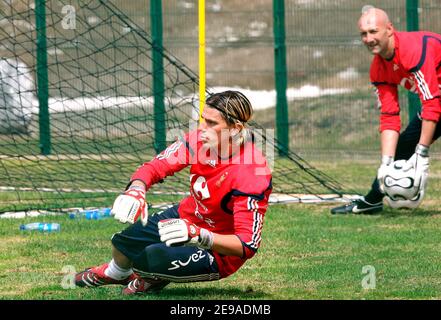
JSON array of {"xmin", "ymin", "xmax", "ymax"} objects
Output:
[
  {"xmin": 2, "ymin": 0, "xmax": 441, "ymax": 302},
  {"xmin": 1, "ymin": 203, "xmax": 441, "ymax": 300},
  {"xmin": 1, "ymin": 160, "xmax": 441, "ymax": 300}
]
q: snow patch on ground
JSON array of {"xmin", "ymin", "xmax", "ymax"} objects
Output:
[
  {"xmin": 26, "ymin": 85, "xmax": 351, "ymax": 114},
  {"xmin": 210, "ymin": 85, "xmax": 351, "ymax": 110}
]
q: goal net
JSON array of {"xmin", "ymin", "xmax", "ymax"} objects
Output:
[{"xmin": 0, "ymin": 0, "xmax": 352, "ymax": 214}]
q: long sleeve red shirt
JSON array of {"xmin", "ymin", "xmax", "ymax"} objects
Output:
[
  {"xmin": 370, "ymin": 31, "xmax": 441, "ymax": 132},
  {"xmin": 130, "ymin": 130, "xmax": 272, "ymax": 278}
]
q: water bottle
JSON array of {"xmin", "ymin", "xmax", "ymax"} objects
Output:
[
  {"xmin": 69, "ymin": 208, "xmax": 112, "ymax": 220},
  {"xmin": 20, "ymin": 222, "xmax": 61, "ymax": 232}
]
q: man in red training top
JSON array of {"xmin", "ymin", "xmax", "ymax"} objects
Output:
[
  {"xmin": 332, "ymin": 6, "xmax": 441, "ymax": 214},
  {"xmin": 75, "ymin": 90, "xmax": 272, "ymax": 294}
]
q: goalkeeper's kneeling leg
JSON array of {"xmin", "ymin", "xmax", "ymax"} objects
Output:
[{"xmin": 131, "ymin": 243, "xmax": 220, "ymax": 284}]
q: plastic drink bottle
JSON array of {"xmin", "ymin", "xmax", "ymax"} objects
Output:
[{"xmin": 20, "ymin": 222, "xmax": 61, "ymax": 232}]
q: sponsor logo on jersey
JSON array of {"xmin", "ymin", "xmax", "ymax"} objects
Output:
[
  {"xmin": 168, "ymin": 250, "xmax": 206, "ymax": 270},
  {"xmin": 190, "ymin": 174, "xmax": 211, "ymax": 201}
]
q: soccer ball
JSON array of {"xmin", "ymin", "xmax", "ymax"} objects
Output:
[
  {"xmin": 383, "ymin": 160, "xmax": 419, "ymax": 200},
  {"xmin": 384, "ymin": 189, "xmax": 424, "ymax": 209}
]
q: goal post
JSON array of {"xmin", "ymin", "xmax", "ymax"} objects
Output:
[{"xmin": 0, "ymin": 0, "xmax": 352, "ymax": 214}]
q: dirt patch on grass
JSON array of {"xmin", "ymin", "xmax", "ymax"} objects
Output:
[
  {"xmin": 7, "ymin": 265, "xmax": 33, "ymax": 273},
  {"xmin": 420, "ymin": 199, "xmax": 441, "ymax": 208},
  {"xmin": 0, "ymin": 236, "xmax": 27, "ymax": 248},
  {"xmin": 376, "ymin": 224, "xmax": 407, "ymax": 230}
]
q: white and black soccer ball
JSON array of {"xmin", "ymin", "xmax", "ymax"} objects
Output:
[{"xmin": 383, "ymin": 160, "xmax": 419, "ymax": 200}]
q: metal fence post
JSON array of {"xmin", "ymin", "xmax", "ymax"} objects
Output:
[
  {"xmin": 406, "ymin": 0, "xmax": 420, "ymax": 120},
  {"xmin": 273, "ymin": 0, "xmax": 289, "ymax": 156},
  {"xmin": 35, "ymin": 0, "xmax": 51, "ymax": 155},
  {"xmin": 150, "ymin": 0, "xmax": 166, "ymax": 153}
]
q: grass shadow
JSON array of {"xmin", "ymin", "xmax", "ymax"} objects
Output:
[
  {"xmin": 325, "ymin": 205, "xmax": 441, "ymax": 218},
  {"xmin": 19, "ymin": 285, "xmax": 267, "ymax": 300},
  {"xmin": 382, "ymin": 207, "xmax": 441, "ymax": 218},
  {"xmin": 139, "ymin": 286, "xmax": 268, "ymax": 300}
]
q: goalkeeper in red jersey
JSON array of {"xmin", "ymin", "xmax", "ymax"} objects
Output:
[
  {"xmin": 331, "ymin": 6, "xmax": 441, "ymax": 214},
  {"xmin": 75, "ymin": 90, "xmax": 272, "ymax": 294}
]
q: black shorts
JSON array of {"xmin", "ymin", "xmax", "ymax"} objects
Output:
[
  {"xmin": 395, "ymin": 113, "xmax": 441, "ymax": 160},
  {"xmin": 111, "ymin": 205, "xmax": 220, "ymax": 283}
]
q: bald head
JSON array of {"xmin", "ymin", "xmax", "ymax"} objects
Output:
[
  {"xmin": 358, "ymin": 7, "xmax": 391, "ymax": 30},
  {"xmin": 358, "ymin": 7, "xmax": 395, "ymax": 59}
]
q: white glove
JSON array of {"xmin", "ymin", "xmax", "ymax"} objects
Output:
[
  {"xmin": 384, "ymin": 188, "xmax": 425, "ymax": 209},
  {"xmin": 377, "ymin": 155, "xmax": 394, "ymax": 193},
  {"xmin": 403, "ymin": 144, "xmax": 429, "ymax": 192},
  {"xmin": 158, "ymin": 219, "xmax": 213, "ymax": 249},
  {"xmin": 111, "ymin": 186, "xmax": 149, "ymax": 226}
]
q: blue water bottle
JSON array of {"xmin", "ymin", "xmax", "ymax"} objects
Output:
[
  {"xmin": 69, "ymin": 208, "xmax": 112, "ymax": 220},
  {"xmin": 19, "ymin": 222, "xmax": 61, "ymax": 232}
]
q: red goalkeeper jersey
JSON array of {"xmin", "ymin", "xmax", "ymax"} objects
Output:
[
  {"xmin": 370, "ymin": 31, "xmax": 441, "ymax": 132},
  {"xmin": 130, "ymin": 130, "xmax": 272, "ymax": 278}
]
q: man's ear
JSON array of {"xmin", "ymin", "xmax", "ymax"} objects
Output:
[{"xmin": 386, "ymin": 22, "xmax": 394, "ymax": 37}]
